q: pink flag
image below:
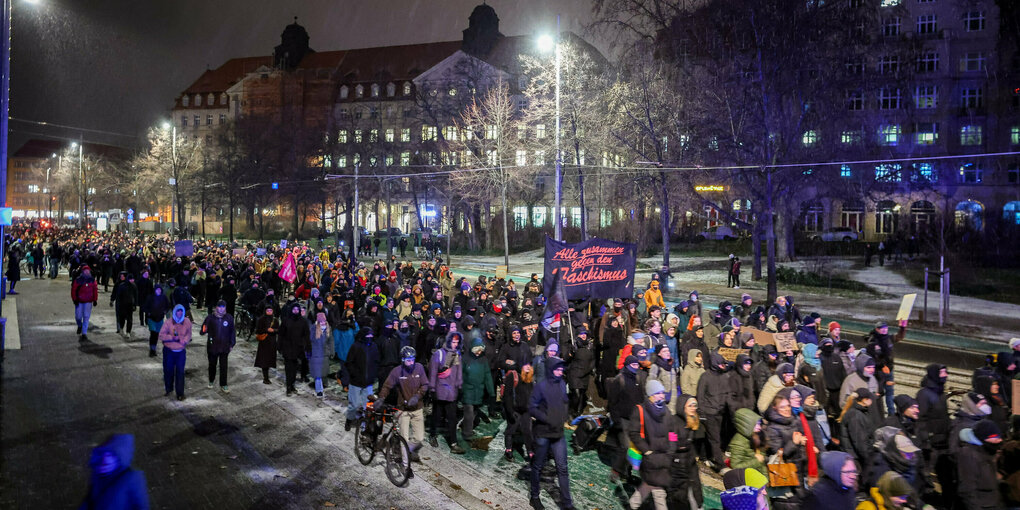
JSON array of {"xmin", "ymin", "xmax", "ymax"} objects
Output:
[{"xmin": 279, "ymin": 252, "xmax": 297, "ymax": 283}]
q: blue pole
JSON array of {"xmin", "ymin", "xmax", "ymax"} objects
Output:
[{"xmin": 0, "ymin": 0, "xmax": 11, "ymax": 361}]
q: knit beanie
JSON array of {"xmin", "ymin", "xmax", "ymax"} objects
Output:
[
  {"xmin": 894, "ymin": 395, "xmax": 918, "ymax": 416},
  {"xmin": 827, "ymin": 321, "xmax": 841, "ymax": 332},
  {"xmin": 877, "ymin": 471, "xmax": 913, "ymax": 501},
  {"xmin": 645, "ymin": 379, "xmax": 666, "ymax": 397},
  {"xmin": 973, "ymin": 419, "xmax": 1002, "ymax": 442}
]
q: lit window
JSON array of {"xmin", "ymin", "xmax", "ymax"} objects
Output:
[
  {"xmin": 536, "ymin": 124, "xmax": 546, "ymax": 139},
  {"xmin": 841, "ymin": 130, "xmax": 862, "ymax": 145},
  {"xmin": 448, "ymin": 87, "xmax": 457, "ymax": 97},
  {"xmin": 338, "ymin": 156, "xmax": 347, "ymax": 168},
  {"xmin": 369, "ymin": 129, "xmax": 378, "ymax": 143},
  {"xmin": 385, "ymin": 154, "xmax": 394, "ymax": 166},
  {"xmin": 916, "ymin": 14, "xmax": 937, "ymax": 34},
  {"xmin": 958, "ymin": 163, "xmax": 982, "ymax": 183},
  {"xmin": 840, "ymin": 165, "xmax": 853, "ymax": 178},
  {"xmin": 401, "ymin": 128, "xmax": 410, "ymax": 142},
  {"xmin": 385, "ymin": 128, "xmax": 394, "ymax": 142},
  {"xmin": 802, "ymin": 130, "xmax": 819, "ymax": 147},
  {"xmin": 443, "ymin": 126, "xmax": 458, "ymax": 141},
  {"xmin": 914, "ymin": 122, "xmax": 938, "ymax": 145},
  {"xmin": 485, "ymin": 125, "xmax": 498, "ymax": 139},
  {"xmin": 916, "ymin": 52, "xmax": 939, "ymax": 73},
  {"xmin": 400, "ymin": 152, "xmax": 410, "ymax": 166},
  {"xmin": 963, "ymin": 11, "xmax": 985, "ymax": 32},
  {"xmin": 878, "ymin": 87, "xmax": 902, "ymax": 109},
  {"xmin": 422, "ymin": 125, "xmax": 437, "ymax": 141},
  {"xmin": 534, "ymin": 150, "xmax": 546, "ymax": 165},
  {"xmin": 517, "ymin": 127, "xmax": 526, "ymax": 140},
  {"xmin": 960, "ymin": 53, "xmax": 986, "ymax": 72},
  {"xmin": 914, "ymin": 85, "xmax": 937, "ymax": 108},
  {"xmin": 193, "ymin": 115, "xmax": 200, "ymax": 127},
  {"xmin": 879, "ymin": 125, "xmax": 901, "ymax": 146},
  {"xmin": 338, "ymin": 130, "xmax": 348, "ymax": 143},
  {"xmin": 27, "ymin": 185, "xmax": 39, "ymax": 193},
  {"xmin": 913, "ymin": 163, "xmax": 937, "ymax": 182},
  {"xmin": 516, "ymin": 150, "xmax": 527, "ymax": 166},
  {"xmin": 486, "ymin": 150, "xmax": 498, "ymax": 166},
  {"xmin": 881, "ymin": 0, "xmax": 900, "ymax": 6},
  {"xmin": 355, "ymin": 85, "xmax": 364, "ymax": 98},
  {"xmin": 875, "ymin": 163, "xmax": 903, "ymax": 182},
  {"xmin": 371, "ymin": 84, "xmax": 380, "ymax": 98},
  {"xmin": 1011, "ymin": 126, "xmax": 1020, "ymax": 145},
  {"xmin": 961, "ymin": 87, "xmax": 983, "ymax": 109},
  {"xmin": 403, "ymin": 82, "xmax": 412, "ymax": 96},
  {"xmin": 960, "ymin": 125, "xmax": 982, "ymax": 146},
  {"xmin": 846, "ymin": 90, "xmax": 864, "ymax": 110},
  {"xmin": 206, "ymin": 115, "xmax": 213, "ymax": 126}
]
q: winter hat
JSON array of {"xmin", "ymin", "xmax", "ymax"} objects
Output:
[
  {"xmin": 827, "ymin": 321, "xmax": 841, "ymax": 332},
  {"xmin": 795, "ymin": 384, "xmax": 816, "ymax": 400},
  {"xmin": 216, "ymin": 299, "xmax": 227, "ymax": 307},
  {"xmin": 624, "ymin": 355, "xmax": 639, "ymax": 369},
  {"xmin": 722, "ymin": 467, "xmax": 769, "ymax": 490},
  {"xmin": 875, "ymin": 320, "xmax": 889, "ymax": 329},
  {"xmin": 80, "ymin": 264, "xmax": 91, "ymax": 271},
  {"xmin": 546, "ymin": 342, "xmax": 559, "ymax": 354},
  {"xmin": 776, "ymin": 363, "xmax": 795, "ymax": 377},
  {"xmin": 820, "ymin": 451, "xmax": 853, "ymax": 484},
  {"xmin": 630, "ymin": 331, "xmax": 646, "ymax": 343},
  {"xmin": 820, "ymin": 337, "xmax": 835, "ymax": 347},
  {"xmin": 719, "ymin": 485, "xmax": 759, "ymax": 510},
  {"xmin": 577, "ymin": 327, "xmax": 589, "ymax": 337},
  {"xmin": 962, "ymin": 392, "xmax": 989, "ymax": 416},
  {"xmin": 894, "ymin": 434, "xmax": 920, "ymax": 454},
  {"xmin": 853, "ymin": 388, "xmax": 875, "ymax": 401},
  {"xmin": 836, "ymin": 340, "xmax": 853, "ymax": 352},
  {"xmin": 894, "ymin": 395, "xmax": 918, "ymax": 415},
  {"xmin": 973, "ymin": 419, "xmax": 1002, "ymax": 442},
  {"xmin": 460, "ymin": 281, "xmax": 471, "ymax": 291},
  {"xmin": 741, "ymin": 293, "xmax": 751, "ymax": 303},
  {"xmin": 1010, "ymin": 338, "xmax": 1020, "ymax": 350},
  {"xmin": 462, "ymin": 315, "xmax": 475, "ymax": 326},
  {"xmin": 646, "ymin": 379, "xmax": 666, "ymax": 397},
  {"xmin": 634, "ymin": 346, "xmax": 649, "ymax": 361},
  {"xmin": 877, "ymin": 471, "xmax": 913, "ymax": 502}
]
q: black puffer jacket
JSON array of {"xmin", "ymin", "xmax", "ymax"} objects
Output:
[
  {"xmin": 915, "ymin": 363, "xmax": 950, "ymax": 451},
  {"xmin": 696, "ymin": 353, "xmax": 731, "ymax": 416},
  {"xmin": 840, "ymin": 401, "xmax": 874, "ymax": 468},
  {"xmin": 628, "ymin": 399, "xmax": 679, "ymax": 488},
  {"xmin": 607, "ymin": 367, "xmax": 645, "ymax": 422},
  {"xmin": 529, "ymin": 357, "xmax": 569, "ymax": 439},
  {"xmin": 729, "ymin": 354, "xmax": 755, "ymax": 412}
]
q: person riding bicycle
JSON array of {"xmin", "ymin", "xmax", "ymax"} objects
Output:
[{"xmin": 377, "ymin": 345, "xmax": 428, "ymax": 462}]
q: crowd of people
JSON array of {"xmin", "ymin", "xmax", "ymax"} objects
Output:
[{"xmin": 6, "ymin": 225, "xmax": 1020, "ymax": 510}]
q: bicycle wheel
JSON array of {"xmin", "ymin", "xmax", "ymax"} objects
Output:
[
  {"xmin": 384, "ymin": 433, "xmax": 412, "ymax": 487},
  {"xmin": 354, "ymin": 418, "xmax": 376, "ymax": 465}
]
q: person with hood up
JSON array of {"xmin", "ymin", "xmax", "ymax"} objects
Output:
[
  {"xmin": 866, "ymin": 427, "xmax": 925, "ymax": 502},
  {"xmin": 680, "ymin": 350, "xmax": 705, "ymax": 396},
  {"xmin": 957, "ymin": 419, "xmax": 1004, "ymax": 510},
  {"xmin": 819, "ymin": 337, "xmax": 847, "ymax": 416},
  {"xmin": 307, "ymin": 312, "xmax": 331, "ymax": 397},
  {"xmin": 801, "ymin": 451, "xmax": 858, "ymax": 510},
  {"xmin": 751, "ymin": 345, "xmax": 779, "ymax": 395},
  {"xmin": 143, "ymin": 285, "xmax": 171, "ymax": 358},
  {"xmin": 915, "ymin": 363, "xmax": 950, "ymax": 453},
  {"xmin": 278, "ymin": 303, "xmax": 311, "ymax": 397},
  {"xmin": 627, "ymin": 379, "xmax": 679, "ymax": 510},
  {"xmin": 332, "ymin": 307, "xmax": 359, "ymax": 385},
  {"xmin": 567, "ymin": 327, "xmax": 595, "ymax": 418},
  {"xmin": 730, "ymin": 354, "xmax": 756, "ymax": 412},
  {"xmin": 680, "ymin": 323, "xmax": 709, "ymax": 368},
  {"xmin": 697, "ymin": 352, "xmax": 732, "ymax": 471},
  {"xmin": 78, "ymin": 434, "xmax": 149, "ymax": 510},
  {"xmin": 756, "ymin": 362, "xmax": 795, "ymax": 414},
  {"xmin": 527, "ymin": 356, "xmax": 574, "ymax": 510},
  {"xmin": 110, "ymin": 272, "xmax": 138, "ymax": 338},
  {"xmin": 644, "ymin": 280, "xmax": 665, "ymax": 311},
  {"xmin": 949, "ymin": 391, "xmax": 994, "ymax": 454},
  {"xmin": 839, "ymin": 354, "xmax": 882, "ymax": 425},
  {"xmin": 72, "ymin": 264, "xmax": 99, "ymax": 342},
  {"xmin": 885, "ymin": 395, "xmax": 921, "ymax": 448},
  {"xmin": 796, "ymin": 317, "xmax": 820, "ymax": 346},
  {"xmin": 973, "ymin": 373, "xmax": 1010, "ymax": 436},
  {"xmin": 158, "ymin": 304, "xmax": 192, "ymax": 400},
  {"xmin": 377, "ymin": 345, "xmax": 428, "ymax": 462},
  {"xmin": 461, "ymin": 337, "xmax": 494, "ymax": 445},
  {"xmin": 200, "ymin": 300, "xmax": 236, "ymax": 393},
  {"xmin": 253, "ymin": 305, "xmax": 278, "ymax": 384},
  {"xmin": 668, "ymin": 394, "xmax": 705, "ymax": 510},
  {"xmin": 607, "ymin": 355, "xmax": 646, "ymax": 482},
  {"xmin": 345, "ymin": 329, "xmax": 380, "ymax": 429},
  {"xmin": 838, "ymin": 388, "xmax": 876, "ymax": 479},
  {"xmin": 856, "ymin": 471, "xmax": 916, "ymax": 510},
  {"xmin": 727, "ymin": 407, "xmax": 768, "ymax": 476},
  {"xmin": 429, "ymin": 331, "xmax": 465, "ymax": 454}
]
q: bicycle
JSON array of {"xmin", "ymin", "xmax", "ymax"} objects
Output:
[
  {"xmin": 354, "ymin": 396, "xmax": 413, "ymax": 487},
  {"xmin": 235, "ymin": 308, "xmax": 255, "ymax": 341}
]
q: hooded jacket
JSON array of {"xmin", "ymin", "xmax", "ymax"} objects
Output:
[
  {"xmin": 915, "ymin": 363, "xmax": 950, "ymax": 451},
  {"xmin": 840, "ymin": 398, "xmax": 875, "ymax": 466},
  {"xmin": 726, "ymin": 408, "xmax": 767, "ymax": 476},
  {"xmin": 78, "ymin": 434, "xmax": 149, "ymax": 510},
  {"xmin": 957, "ymin": 427, "xmax": 1004, "ymax": 509},
  {"xmin": 429, "ymin": 332, "xmax": 463, "ymax": 402},
  {"xmin": 157, "ymin": 305, "xmax": 192, "ymax": 351},
  {"xmin": 647, "ymin": 354, "xmax": 678, "ymax": 414},
  {"xmin": 277, "ymin": 307, "xmax": 311, "ymax": 360},
  {"xmin": 346, "ymin": 331, "xmax": 380, "ymax": 388},
  {"xmin": 729, "ymin": 354, "xmax": 756, "ymax": 412},
  {"xmin": 607, "ymin": 363, "xmax": 645, "ymax": 422},
  {"xmin": 529, "ymin": 356, "xmax": 569, "ymax": 439},
  {"xmin": 628, "ymin": 397, "xmax": 679, "ymax": 488},
  {"xmin": 680, "ymin": 354, "xmax": 705, "ymax": 396},
  {"xmin": 756, "ymin": 363, "xmax": 794, "ymax": 414},
  {"xmin": 839, "ymin": 354, "xmax": 880, "ymax": 408},
  {"xmin": 696, "ymin": 353, "xmax": 731, "ymax": 416},
  {"xmin": 802, "ymin": 451, "xmax": 856, "ymax": 510},
  {"xmin": 201, "ymin": 310, "xmax": 236, "ymax": 355},
  {"xmin": 461, "ymin": 337, "xmax": 494, "ymax": 405}
]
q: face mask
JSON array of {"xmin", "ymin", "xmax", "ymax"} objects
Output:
[
  {"xmin": 792, "ymin": 406, "xmax": 802, "ymax": 415},
  {"xmin": 983, "ymin": 442, "xmax": 1001, "ymax": 455},
  {"xmin": 821, "ymin": 344, "xmax": 834, "ymax": 354},
  {"xmin": 626, "ymin": 364, "xmax": 639, "ymax": 374},
  {"xmin": 939, "ymin": 376, "xmax": 948, "ymax": 385},
  {"xmin": 652, "ymin": 399, "xmax": 666, "ymax": 410},
  {"xmin": 979, "ymin": 404, "xmax": 992, "ymax": 415}
]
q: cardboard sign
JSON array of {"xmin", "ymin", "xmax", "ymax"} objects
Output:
[
  {"xmin": 232, "ymin": 248, "xmax": 246, "ymax": 257},
  {"xmin": 495, "ymin": 265, "xmax": 508, "ymax": 279},
  {"xmin": 896, "ymin": 293, "xmax": 917, "ymax": 321},
  {"xmin": 773, "ymin": 332, "xmax": 798, "ymax": 353},
  {"xmin": 717, "ymin": 347, "xmax": 745, "ymax": 363},
  {"xmin": 1013, "ymin": 380, "xmax": 1020, "ymax": 416},
  {"xmin": 173, "ymin": 240, "xmax": 194, "ymax": 257},
  {"xmin": 742, "ymin": 327, "xmax": 774, "ymax": 346}
]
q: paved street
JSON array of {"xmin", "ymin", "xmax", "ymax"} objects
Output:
[{"xmin": 0, "ymin": 275, "xmax": 528, "ymax": 510}]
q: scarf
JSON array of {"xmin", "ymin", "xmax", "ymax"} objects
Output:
[{"xmin": 798, "ymin": 412, "xmax": 818, "ymax": 478}]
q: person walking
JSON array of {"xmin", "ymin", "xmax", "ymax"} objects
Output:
[
  {"xmin": 72, "ymin": 264, "xmax": 99, "ymax": 342},
  {"xmin": 6, "ymin": 245, "xmax": 20, "ymax": 295},
  {"xmin": 201, "ymin": 300, "xmax": 236, "ymax": 393},
  {"xmin": 143, "ymin": 285, "xmax": 170, "ymax": 358},
  {"xmin": 429, "ymin": 331, "xmax": 465, "ymax": 454},
  {"xmin": 627, "ymin": 380, "xmax": 678, "ymax": 510},
  {"xmin": 158, "ymin": 305, "xmax": 191, "ymax": 400},
  {"xmin": 461, "ymin": 337, "xmax": 495, "ymax": 445},
  {"xmin": 78, "ymin": 434, "xmax": 150, "ymax": 510},
  {"xmin": 253, "ymin": 305, "xmax": 279, "ymax": 384},
  {"xmin": 528, "ymin": 356, "xmax": 575, "ymax": 510},
  {"xmin": 110, "ymin": 273, "xmax": 138, "ymax": 338},
  {"xmin": 345, "ymin": 329, "xmax": 380, "ymax": 430},
  {"xmin": 279, "ymin": 303, "xmax": 311, "ymax": 397},
  {"xmin": 731, "ymin": 256, "xmax": 741, "ymax": 289},
  {"xmin": 308, "ymin": 312, "xmax": 331, "ymax": 397}
]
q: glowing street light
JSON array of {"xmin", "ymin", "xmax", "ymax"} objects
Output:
[{"xmin": 537, "ymin": 18, "xmax": 563, "ymax": 240}]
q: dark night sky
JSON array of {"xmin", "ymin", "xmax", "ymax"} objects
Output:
[{"xmin": 9, "ymin": 0, "xmax": 597, "ymax": 152}]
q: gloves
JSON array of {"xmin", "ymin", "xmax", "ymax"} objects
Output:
[{"xmin": 406, "ymin": 396, "xmax": 420, "ymax": 408}]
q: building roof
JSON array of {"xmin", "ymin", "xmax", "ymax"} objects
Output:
[
  {"xmin": 11, "ymin": 139, "xmax": 130, "ymax": 160},
  {"xmin": 182, "ymin": 56, "xmax": 274, "ymax": 96}
]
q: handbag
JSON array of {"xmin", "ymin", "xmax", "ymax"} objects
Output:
[
  {"xmin": 256, "ymin": 333, "xmax": 268, "ymax": 341},
  {"xmin": 767, "ymin": 452, "xmax": 800, "ymax": 487}
]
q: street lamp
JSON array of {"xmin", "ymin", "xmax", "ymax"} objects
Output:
[
  {"xmin": 538, "ymin": 16, "xmax": 562, "ymax": 240},
  {"xmin": 162, "ymin": 121, "xmax": 178, "ymax": 236},
  {"xmin": 71, "ymin": 140, "xmax": 84, "ymax": 227}
]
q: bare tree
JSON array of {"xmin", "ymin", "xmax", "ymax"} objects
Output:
[{"xmin": 132, "ymin": 125, "xmax": 203, "ymax": 234}]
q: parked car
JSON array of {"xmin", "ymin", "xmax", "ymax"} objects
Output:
[
  {"xmin": 374, "ymin": 227, "xmax": 403, "ymax": 238},
  {"xmin": 696, "ymin": 225, "xmax": 739, "ymax": 241},
  {"xmin": 810, "ymin": 227, "xmax": 858, "ymax": 242}
]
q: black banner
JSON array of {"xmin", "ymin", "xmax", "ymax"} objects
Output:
[{"xmin": 543, "ymin": 236, "xmax": 637, "ymax": 300}]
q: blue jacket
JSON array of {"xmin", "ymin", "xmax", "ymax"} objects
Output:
[{"xmin": 79, "ymin": 434, "xmax": 149, "ymax": 510}]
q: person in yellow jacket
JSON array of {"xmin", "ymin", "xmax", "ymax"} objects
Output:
[
  {"xmin": 856, "ymin": 471, "xmax": 917, "ymax": 510},
  {"xmin": 644, "ymin": 280, "xmax": 665, "ymax": 311}
]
